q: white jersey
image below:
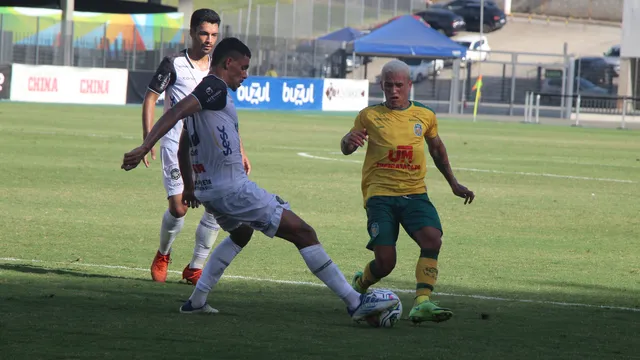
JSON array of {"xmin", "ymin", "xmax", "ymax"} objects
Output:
[
  {"xmin": 147, "ymin": 49, "xmax": 210, "ymax": 151},
  {"xmin": 184, "ymin": 75, "xmax": 249, "ymax": 200}
]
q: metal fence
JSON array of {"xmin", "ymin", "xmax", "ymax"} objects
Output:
[
  {"xmin": 0, "ymin": 17, "xmax": 361, "ymax": 78},
  {"xmin": 0, "ymin": 4, "xmax": 634, "ymax": 118},
  {"xmin": 220, "ymin": 0, "xmax": 428, "ymax": 40}
]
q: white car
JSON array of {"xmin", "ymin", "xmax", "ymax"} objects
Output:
[
  {"xmin": 454, "ymin": 34, "xmax": 490, "ymax": 66},
  {"xmin": 401, "ymin": 58, "xmax": 444, "ymax": 82}
]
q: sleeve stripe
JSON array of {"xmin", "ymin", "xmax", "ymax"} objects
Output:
[{"xmin": 147, "ymin": 87, "xmax": 161, "ymax": 95}]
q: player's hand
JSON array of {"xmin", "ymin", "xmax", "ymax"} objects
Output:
[
  {"xmin": 121, "ymin": 146, "xmax": 148, "ymax": 171},
  {"xmin": 182, "ymin": 188, "xmax": 200, "ymax": 208},
  {"xmin": 451, "ymin": 182, "xmax": 475, "ymax": 204},
  {"xmin": 242, "ymin": 155, "xmax": 251, "ymax": 175},
  {"xmin": 143, "ymin": 147, "xmax": 156, "ymax": 168},
  {"xmin": 345, "ymin": 129, "xmax": 368, "ymax": 148}
]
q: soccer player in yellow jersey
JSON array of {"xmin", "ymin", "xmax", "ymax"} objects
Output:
[{"xmin": 340, "ymin": 59, "xmax": 475, "ymax": 324}]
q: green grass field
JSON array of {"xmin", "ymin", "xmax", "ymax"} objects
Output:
[{"xmin": 1, "ymin": 102, "xmax": 639, "ymax": 359}]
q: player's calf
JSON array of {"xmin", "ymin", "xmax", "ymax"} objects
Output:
[{"xmin": 353, "ymin": 246, "xmax": 396, "ymax": 293}]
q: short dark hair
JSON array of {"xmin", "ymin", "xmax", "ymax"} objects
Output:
[
  {"xmin": 211, "ymin": 37, "xmax": 252, "ymax": 66},
  {"xmin": 190, "ymin": 8, "xmax": 220, "ymax": 31}
]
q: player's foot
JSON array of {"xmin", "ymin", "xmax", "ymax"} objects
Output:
[
  {"xmin": 182, "ymin": 265, "xmax": 203, "ymax": 285},
  {"xmin": 348, "ymin": 292, "xmax": 399, "ymax": 321},
  {"xmin": 150, "ymin": 251, "xmax": 171, "ymax": 282},
  {"xmin": 351, "ymin": 271, "xmax": 365, "ymax": 294},
  {"xmin": 179, "ymin": 300, "xmax": 219, "ymax": 314},
  {"xmin": 408, "ymin": 298, "xmax": 453, "ymax": 324}
]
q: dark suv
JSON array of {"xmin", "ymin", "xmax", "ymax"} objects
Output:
[
  {"xmin": 415, "ymin": 8, "xmax": 466, "ymax": 37},
  {"xmin": 435, "ymin": 0, "xmax": 506, "ymax": 33}
]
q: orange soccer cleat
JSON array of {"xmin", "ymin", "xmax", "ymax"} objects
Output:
[
  {"xmin": 151, "ymin": 251, "xmax": 171, "ymax": 282},
  {"xmin": 182, "ymin": 265, "xmax": 203, "ymax": 285}
]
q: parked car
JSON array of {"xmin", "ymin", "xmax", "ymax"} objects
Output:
[
  {"xmin": 540, "ymin": 77, "xmax": 612, "ymax": 106},
  {"xmin": 436, "ymin": 0, "xmax": 506, "ymax": 33},
  {"xmin": 454, "ymin": 34, "xmax": 490, "ymax": 66},
  {"xmin": 415, "ymin": 8, "xmax": 466, "ymax": 37},
  {"xmin": 603, "ymin": 45, "xmax": 620, "ymax": 77},
  {"xmin": 575, "ymin": 57, "xmax": 616, "ymax": 85},
  {"xmin": 400, "ymin": 58, "xmax": 444, "ymax": 82}
]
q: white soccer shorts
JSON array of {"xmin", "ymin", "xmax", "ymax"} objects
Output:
[
  {"xmin": 160, "ymin": 146, "xmax": 184, "ymax": 198},
  {"xmin": 200, "ymin": 180, "xmax": 290, "ymax": 238}
]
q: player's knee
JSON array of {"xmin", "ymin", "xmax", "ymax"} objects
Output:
[
  {"xmin": 230, "ymin": 226, "xmax": 253, "ymax": 248},
  {"xmin": 169, "ymin": 206, "xmax": 187, "ymax": 218},
  {"xmin": 375, "ymin": 252, "xmax": 396, "ymax": 277},
  {"xmin": 415, "ymin": 227, "xmax": 442, "ymax": 250}
]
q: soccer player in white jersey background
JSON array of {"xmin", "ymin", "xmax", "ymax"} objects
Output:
[
  {"xmin": 122, "ymin": 37, "xmax": 399, "ymax": 320},
  {"xmin": 141, "ymin": 9, "xmax": 251, "ymax": 284}
]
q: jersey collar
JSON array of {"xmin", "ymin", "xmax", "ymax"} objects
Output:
[{"xmin": 182, "ymin": 48, "xmax": 211, "ymax": 70}]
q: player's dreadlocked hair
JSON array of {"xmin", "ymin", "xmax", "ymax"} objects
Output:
[
  {"xmin": 211, "ymin": 37, "xmax": 252, "ymax": 66},
  {"xmin": 190, "ymin": 8, "xmax": 221, "ymax": 31}
]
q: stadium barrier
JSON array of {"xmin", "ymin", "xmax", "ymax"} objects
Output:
[
  {"xmin": 229, "ymin": 76, "xmax": 369, "ymax": 112},
  {"xmin": 524, "ymin": 91, "xmax": 640, "ymax": 129},
  {"xmin": 0, "ymin": 64, "xmax": 11, "ymax": 100},
  {"xmin": 7, "ymin": 64, "xmax": 128, "ymax": 105},
  {"xmin": 1, "ymin": 64, "xmax": 370, "ymax": 112},
  {"xmin": 126, "ymin": 73, "xmax": 369, "ymax": 112}
]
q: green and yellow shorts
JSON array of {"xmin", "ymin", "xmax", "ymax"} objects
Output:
[{"xmin": 365, "ymin": 193, "xmax": 442, "ymax": 250}]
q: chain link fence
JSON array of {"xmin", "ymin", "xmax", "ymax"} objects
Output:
[
  {"xmin": 0, "ymin": 3, "xmax": 633, "ymax": 116},
  {"xmin": 220, "ymin": 0, "xmax": 428, "ymax": 40}
]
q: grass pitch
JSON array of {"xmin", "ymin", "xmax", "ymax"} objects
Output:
[{"xmin": 0, "ymin": 102, "xmax": 639, "ymax": 359}]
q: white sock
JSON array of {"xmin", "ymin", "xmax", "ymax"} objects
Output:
[
  {"xmin": 299, "ymin": 244, "xmax": 361, "ymax": 310},
  {"xmin": 189, "ymin": 236, "xmax": 242, "ymax": 308},
  {"xmin": 190, "ymin": 212, "xmax": 220, "ymax": 269},
  {"xmin": 158, "ymin": 209, "xmax": 185, "ymax": 255}
]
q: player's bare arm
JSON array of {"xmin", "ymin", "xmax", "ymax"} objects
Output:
[
  {"xmin": 341, "ymin": 129, "xmax": 368, "ymax": 155},
  {"xmin": 141, "ymin": 90, "xmax": 160, "ymax": 167},
  {"xmin": 177, "ymin": 129, "xmax": 200, "ymax": 208},
  {"xmin": 239, "ymin": 136, "xmax": 251, "ymax": 175},
  {"xmin": 426, "ymin": 135, "xmax": 475, "ymax": 204},
  {"xmin": 122, "ymin": 96, "xmax": 201, "ymax": 171}
]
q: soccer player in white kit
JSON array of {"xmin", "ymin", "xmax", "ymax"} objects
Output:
[
  {"xmin": 141, "ymin": 9, "xmax": 251, "ymax": 284},
  {"xmin": 122, "ymin": 37, "xmax": 399, "ymax": 321}
]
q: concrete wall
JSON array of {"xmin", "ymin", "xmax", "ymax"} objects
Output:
[{"xmin": 496, "ymin": 0, "xmax": 623, "ymax": 23}]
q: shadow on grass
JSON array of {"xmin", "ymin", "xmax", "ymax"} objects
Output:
[
  {"xmin": 0, "ymin": 263, "xmax": 146, "ymax": 281},
  {"xmin": 0, "ymin": 262, "xmax": 639, "ymax": 360}
]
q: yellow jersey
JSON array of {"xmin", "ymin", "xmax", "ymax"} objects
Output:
[{"xmin": 351, "ymin": 101, "xmax": 438, "ymax": 205}]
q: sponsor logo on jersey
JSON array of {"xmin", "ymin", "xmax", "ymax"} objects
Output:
[
  {"xmin": 217, "ymin": 125, "xmax": 232, "ymax": 156},
  {"xmin": 376, "ymin": 145, "xmax": 421, "ymax": 171}
]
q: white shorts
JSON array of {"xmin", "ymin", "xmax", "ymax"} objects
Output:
[
  {"xmin": 160, "ymin": 146, "xmax": 183, "ymax": 198},
  {"xmin": 200, "ymin": 181, "xmax": 291, "ymax": 238}
]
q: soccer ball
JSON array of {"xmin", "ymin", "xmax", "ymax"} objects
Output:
[{"xmin": 364, "ymin": 289, "xmax": 403, "ymax": 328}]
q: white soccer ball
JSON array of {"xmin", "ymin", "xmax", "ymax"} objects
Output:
[{"xmin": 365, "ymin": 289, "xmax": 403, "ymax": 328}]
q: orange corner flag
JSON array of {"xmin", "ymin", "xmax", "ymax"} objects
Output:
[{"xmin": 472, "ymin": 75, "xmax": 483, "ymax": 91}]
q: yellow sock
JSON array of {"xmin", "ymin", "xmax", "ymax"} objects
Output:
[
  {"xmin": 357, "ymin": 260, "xmax": 381, "ymax": 291},
  {"xmin": 415, "ymin": 249, "xmax": 439, "ymax": 304}
]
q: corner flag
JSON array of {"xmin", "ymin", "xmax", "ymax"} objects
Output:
[{"xmin": 471, "ymin": 75, "xmax": 483, "ymax": 121}]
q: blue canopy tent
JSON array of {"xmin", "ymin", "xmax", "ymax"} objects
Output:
[
  {"xmin": 349, "ymin": 15, "xmax": 466, "ymax": 59},
  {"xmin": 317, "ymin": 27, "xmax": 364, "ymax": 43}
]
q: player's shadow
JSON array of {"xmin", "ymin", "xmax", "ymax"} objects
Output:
[{"xmin": 0, "ymin": 263, "xmax": 144, "ymax": 282}]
